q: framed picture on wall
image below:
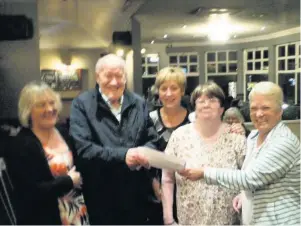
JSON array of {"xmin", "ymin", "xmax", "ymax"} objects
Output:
[{"xmin": 41, "ymin": 69, "xmax": 84, "ymax": 100}]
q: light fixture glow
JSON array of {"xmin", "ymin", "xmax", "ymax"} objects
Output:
[
  {"xmin": 116, "ymin": 49, "xmax": 124, "ymax": 57},
  {"xmin": 207, "ymin": 13, "xmax": 231, "ymax": 41},
  {"xmin": 219, "ymin": 8, "xmax": 227, "ymax": 12},
  {"xmin": 210, "ymin": 8, "xmax": 218, "ymax": 12},
  {"xmin": 182, "ymin": 25, "xmax": 187, "ymax": 29},
  {"xmin": 163, "ymin": 34, "xmax": 168, "ymax": 38},
  {"xmin": 151, "ymin": 40, "xmax": 155, "ymax": 44},
  {"xmin": 141, "ymin": 48, "xmax": 146, "ymax": 54},
  {"xmin": 282, "ymin": 103, "xmax": 289, "ymax": 109},
  {"xmin": 261, "ymin": 26, "xmax": 266, "ymax": 31},
  {"xmin": 233, "ymin": 34, "xmax": 237, "ymax": 38}
]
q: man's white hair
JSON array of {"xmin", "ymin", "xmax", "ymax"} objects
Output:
[
  {"xmin": 248, "ymin": 81, "xmax": 283, "ymax": 109},
  {"xmin": 95, "ymin": 54, "xmax": 126, "ymax": 74}
]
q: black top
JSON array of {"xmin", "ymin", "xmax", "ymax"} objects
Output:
[
  {"xmin": 69, "ymin": 86, "xmax": 159, "ymax": 225},
  {"xmin": 5, "ymin": 126, "xmax": 74, "ymax": 225},
  {"xmin": 150, "ymin": 108, "xmax": 190, "ymax": 152}
]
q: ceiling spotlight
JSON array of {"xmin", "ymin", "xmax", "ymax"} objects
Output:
[
  {"xmin": 219, "ymin": 9, "xmax": 227, "ymax": 12},
  {"xmin": 233, "ymin": 35, "xmax": 237, "ymax": 38},
  {"xmin": 182, "ymin": 25, "xmax": 187, "ymax": 29},
  {"xmin": 210, "ymin": 8, "xmax": 218, "ymax": 12},
  {"xmin": 141, "ymin": 48, "xmax": 146, "ymax": 54},
  {"xmin": 163, "ymin": 34, "xmax": 168, "ymax": 38},
  {"xmin": 261, "ymin": 26, "xmax": 266, "ymax": 31},
  {"xmin": 151, "ymin": 40, "xmax": 155, "ymax": 44}
]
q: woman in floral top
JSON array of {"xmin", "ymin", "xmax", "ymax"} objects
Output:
[
  {"xmin": 6, "ymin": 82, "xmax": 88, "ymax": 225},
  {"xmin": 161, "ymin": 82, "xmax": 246, "ymax": 225}
]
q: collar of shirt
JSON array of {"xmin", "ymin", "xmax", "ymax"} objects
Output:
[
  {"xmin": 99, "ymin": 87, "xmax": 123, "ymax": 122},
  {"xmin": 99, "ymin": 87, "xmax": 124, "ymax": 108}
]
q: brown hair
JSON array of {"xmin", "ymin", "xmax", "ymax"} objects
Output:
[{"xmin": 190, "ymin": 81, "xmax": 225, "ymax": 108}]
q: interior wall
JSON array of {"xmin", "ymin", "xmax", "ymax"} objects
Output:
[
  {"xmin": 0, "ymin": 1, "xmax": 39, "ymax": 120},
  {"xmin": 40, "ymin": 48, "xmax": 105, "ymax": 119}
]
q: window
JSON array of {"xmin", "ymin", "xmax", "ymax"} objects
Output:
[
  {"xmin": 168, "ymin": 53, "xmax": 199, "ymax": 76},
  {"xmin": 142, "ymin": 53, "xmax": 159, "ymax": 77},
  {"xmin": 276, "ymin": 42, "xmax": 300, "ymax": 104},
  {"xmin": 244, "ymin": 47, "xmax": 269, "ymax": 100},
  {"xmin": 205, "ymin": 50, "xmax": 238, "ymax": 97}
]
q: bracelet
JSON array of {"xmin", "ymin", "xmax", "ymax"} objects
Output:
[{"xmin": 165, "ymin": 220, "xmax": 175, "ymax": 225}]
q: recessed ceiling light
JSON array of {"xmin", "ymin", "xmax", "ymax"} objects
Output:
[
  {"xmin": 210, "ymin": 8, "xmax": 218, "ymax": 12},
  {"xmin": 261, "ymin": 26, "xmax": 266, "ymax": 31},
  {"xmin": 163, "ymin": 34, "xmax": 168, "ymax": 38},
  {"xmin": 141, "ymin": 48, "xmax": 146, "ymax": 54},
  {"xmin": 182, "ymin": 25, "xmax": 187, "ymax": 29},
  {"xmin": 233, "ymin": 35, "xmax": 237, "ymax": 38},
  {"xmin": 151, "ymin": 40, "xmax": 155, "ymax": 44},
  {"xmin": 219, "ymin": 9, "xmax": 227, "ymax": 12}
]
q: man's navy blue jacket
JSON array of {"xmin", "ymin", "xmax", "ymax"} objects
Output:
[{"xmin": 70, "ymin": 86, "xmax": 159, "ymax": 224}]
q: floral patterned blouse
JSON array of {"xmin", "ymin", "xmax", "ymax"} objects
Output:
[
  {"xmin": 44, "ymin": 140, "xmax": 89, "ymax": 225},
  {"xmin": 165, "ymin": 123, "xmax": 246, "ymax": 225}
]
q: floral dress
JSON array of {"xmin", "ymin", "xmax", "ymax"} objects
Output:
[
  {"xmin": 44, "ymin": 145, "xmax": 89, "ymax": 225},
  {"xmin": 165, "ymin": 123, "xmax": 246, "ymax": 225}
]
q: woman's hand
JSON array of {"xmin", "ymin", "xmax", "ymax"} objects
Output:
[
  {"xmin": 68, "ymin": 166, "xmax": 82, "ymax": 189},
  {"xmin": 232, "ymin": 194, "xmax": 242, "ymax": 213},
  {"xmin": 177, "ymin": 168, "xmax": 204, "ymax": 181},
  {"xmin": 230, "ymin": 123, "xmax": 245, "ymax": 135}
]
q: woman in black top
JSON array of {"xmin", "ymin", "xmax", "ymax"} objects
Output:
[
  {"xmin": 148, "ymin": 67, "xmax": 191, "ymax": 224},
  {"xmin": 6, "ymin": 82, "xmax": 88, "ymax": 225}
]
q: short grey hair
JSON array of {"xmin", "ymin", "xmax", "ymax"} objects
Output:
[
  {"xmin": 248, "ymin": 81, "xmax": 283, "ymax": 109},
  {"xmin": 95, "ymin": 54, "xmax": 127, "ymax": 74},
  {"xmin": 18, "ymin": 81, "xmax": 62, "ymax": 128},
  {"xmin": 223, "ymin": 107, "xmax": 245, "ymax": 123}
]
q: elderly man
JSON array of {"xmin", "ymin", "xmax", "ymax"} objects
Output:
[
  {"xmin": 70, "ymin": 54, "xmax": 159, "ymax": 225},
  {"xmin": 179, "ymin": 81, "xmax": 300, "ymax": 225}
]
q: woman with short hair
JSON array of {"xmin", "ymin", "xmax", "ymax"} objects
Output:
[
  {"xmin": 148, "ymin": 67, "xmax": 191, "ymax": 224},
  {"xmin": 161, "ymin": 81, "xmax": 246, "ymax": 225},
  {"xmin": 180, "ymin": 81, "xmax": 300, "ymax": 225},
  {"xmin": 6, "ymin": 81, "xmax": 88, "ymax": 225}
]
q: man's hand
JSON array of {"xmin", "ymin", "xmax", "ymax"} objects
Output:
[
  {"xmin": 126, "ymin": 147, "xmax": 150, "ymax": 169},
  {"xmin": 232, "ymin": 194, "xmax": 242, "ymax": 213},
  {"xmin": 177, "ymin": 168, "xmax": 204, "ymax": 181}
]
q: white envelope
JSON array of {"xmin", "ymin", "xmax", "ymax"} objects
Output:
[{"xmin": 139, "ymin": 147, "xmax": 185, "ymax": 171}]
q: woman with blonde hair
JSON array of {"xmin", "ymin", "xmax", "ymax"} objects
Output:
[
  {"xmin": 148, "ymin": 67, "xmax": 191, "ymax": 224},
  {"xmin": 6, "ymin": 81, "xmax": 88, "ymax": 225}
]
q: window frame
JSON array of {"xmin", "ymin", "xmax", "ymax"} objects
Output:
[
  {"xmin": 142, "ymin": 53, "xmax": 160, "ymax": 78},
  {"xmin": 168, "ymin": 52, "xmax": 199, "ymax": 76},
  {"xmin": 243, "ymin": 47, "xmax": 269, "ymax": 101},
  {"xmin": 276, "ymin": 42, "xmax": 301, "ymax": 104}
]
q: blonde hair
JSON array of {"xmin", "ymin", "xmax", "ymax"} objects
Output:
[
  {"xmin": 155, "ymin": 67, "xmax": 186, "ymax": 92},
  {"xmin": 248, "ymin": 81, "xmax": 283, "ymax": 109},
  {"xmin": 18, "ymin": 81, "xmax": 62, "ymax": 128}
]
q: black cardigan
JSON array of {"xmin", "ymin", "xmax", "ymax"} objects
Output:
[{"xmin": 5, "ymin": 126, "xmax": 74, "ymax": 225}]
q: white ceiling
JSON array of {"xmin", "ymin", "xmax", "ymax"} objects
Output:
[{"xmin": 23, "ymin": 0, "xmax": 300, "ymax": 48}]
